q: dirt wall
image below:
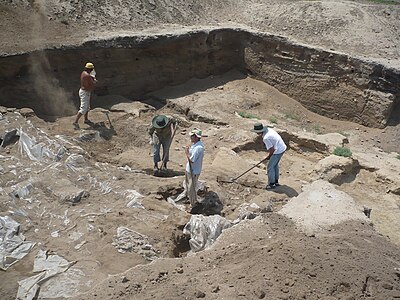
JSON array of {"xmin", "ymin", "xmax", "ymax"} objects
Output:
[
  {"xmin": 0, "ymin": 27, "xmax": 399, "ymax": 126},
  {"xmin": 242, "ymin": 31, "xmax": 400, "ymax": 128},
  {"xmin": 0, "ymin": 29, "xmax": 244, "ymax": 117}
]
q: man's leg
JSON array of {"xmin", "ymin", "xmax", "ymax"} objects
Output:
[
  {"xmin": 273, "ymin": 153, "xmax": 283, "ymax": 185},
  {"xmin": 267, "ymin": 158, "xmax": 277, "ymax": 187},
  {"xmin": 160, "ymin": 138, "xmax": 172, "ymax": 169},
  {"xmin": 74, "ymin": 90, "xmax": 89, "ymax": 129},
  {"xmin": 188, "ymin": 173, "xmax": 199, "ymax": 207},
  {"xmin": 152, "ymin": 141, "xmax": 161, "ymax": 171},
  {"xmin": 83, "ymin": 95, "xmax": 95, "ymax": 125},
  {"xmin": 74, "ymin": 112, "xmax": 82, "ymax": 127}
]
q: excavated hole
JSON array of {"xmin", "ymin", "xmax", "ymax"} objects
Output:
[
  {"xmin": 0, "ymin": 29, "xmax": 398, "ymax": 128},
  {"xmin": 1, "ymin": 28, "xmax": 399, "ymax": 282},
  {"xmin": 172, "ymin": 227, "xmax": 191, "ymax": 258}
]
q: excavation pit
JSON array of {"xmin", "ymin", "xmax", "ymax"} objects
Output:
[
  {"xmin": 1, "ymin": 26, "xmax": 400, "ymax": 300},
  {"xmin": 1, "ymin": 28, "xmax": 399, "ymax": 128}
]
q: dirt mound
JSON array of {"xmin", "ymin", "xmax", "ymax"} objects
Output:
[{"xmin": 79, "ymin": 215, "xmax": 400, "ymax": 300}]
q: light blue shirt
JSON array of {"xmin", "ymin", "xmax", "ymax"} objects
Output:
[{"xmin": 186, "ymin": 141, "xmax": 204, "ymax": 175}]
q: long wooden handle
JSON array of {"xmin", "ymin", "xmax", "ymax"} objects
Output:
[{"xmin": 232, "ymin": 158, "xmax": 268, "ymax": 181}]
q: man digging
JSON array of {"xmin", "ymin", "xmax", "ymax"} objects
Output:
[
  {"xmin": 149, "ymin": 115, "xmax": 177, "ymax": 175},
  {"xmin": 73, "ymin": 62, "xmax": 97, "ymax": 130},
  {"xmin": 251, "ymin": 123, "xmax": 287, "ymax": 189}
]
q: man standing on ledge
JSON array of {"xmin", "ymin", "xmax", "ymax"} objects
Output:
[
  {"xmin": 73, "ymin": 62, "xmax": 96, "ymax": 130},
  {"xmin": 184, "ymin": 128, "xmax": 205, "ymax": 207},
  {"xmin": 251, "ymin": 123, "xmax": 287, "ymax": 190}
]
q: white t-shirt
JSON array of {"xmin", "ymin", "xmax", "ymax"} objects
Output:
[{"xmin": 262, "ymin": 128, "xmax": 287, "ymax": 154}]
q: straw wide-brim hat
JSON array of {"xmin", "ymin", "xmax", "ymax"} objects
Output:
[
  {"xmin": 152, "ymin": 115, "xmax": 169, "ymax": 129},
  {"xmin": 85, "ymin": 62, "xmax": 94, "ymax": 69},
  {"xmin": 189, "ymin": 128, "xmax": 202, "ymax": 138},
  {"xmin": 250, "ymin": 123, "xmax": 268, "ymax": 133}
]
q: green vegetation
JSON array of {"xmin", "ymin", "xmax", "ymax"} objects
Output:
[
  {"xmin": 283, "ymin": 110, "xmax": 300, "ymax": 121},
  {"xmin": 396, "ymin": 154, "xmax": 400, "ymax": 160},
  {"xmin": 237, "ymin": 111, "xmax": 259, "ymax": 119},
  {"xmin": 333, "ymin": 147, "xmax": 352, "ymax": 157},
  {"xmin": 312, "ymin": 124, "xmax": 322, "ymax": 134},
  {"xmin": 269, "ymin": 115, "xmax": 278, "ymax": 124}
]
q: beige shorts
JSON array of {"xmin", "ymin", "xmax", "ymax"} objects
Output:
[{"xmin": 78, "ymin": 89, "xmax": 91, "ymax": 114}]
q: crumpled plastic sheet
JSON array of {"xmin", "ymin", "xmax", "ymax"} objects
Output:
[
  {"xmin": 112, "ymin": 227, "xmax": 158, "ymax": 261},
  {"xmin": 233, "ymin": 203, "xmax": 262, "ymax": 224},
  {"xmin": 65, "ymin": 154, "xmax": 85, "ymax": 173},
  {"xmin": 16, "ymin": 249, "xmax": 78, "ymax": 300},
  {"xmin": 183, "ymin": 215, "xmax": 232, "ymax": 252},
  {"xmin": 125, "ymin": 189, "xmax": 144, "ymax": 209},
  {"xmin": 0, "ymin": 216, "xmax": 35, "ymax": 270},
  {"xmin": 18, "ymin": 129, "xmax": 56, "ymax": 161},
  {"xmin": 10, "ymin": 182, "xmax": 33, "ymax": 199}
]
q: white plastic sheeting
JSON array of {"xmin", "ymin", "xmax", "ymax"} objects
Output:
[
  {"xmin": 16, "ymin": 249, "xmax": 81, "ymax": 300},
  {"xmin": 0, "ymin": 216, "xmax": 35, "ymax": 270},
  {"xmin": 65, "ymin": 154, "xmax": 85, "ymax": 172},
  {"xmin": 18, "ymin": 129, "xmax": 58, "ymax": 161},
  {"xmin": 125, "ymin": 189, "xmax": 145, "ymax": 209},
  {"xmin": 183, "ymin": 215, "xmax": 232, "ymax": 252}
]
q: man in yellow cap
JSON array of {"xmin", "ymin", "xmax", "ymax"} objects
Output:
[{"xmin": 73, "ymin": 62, "xmax": 96, "ymax": 130}]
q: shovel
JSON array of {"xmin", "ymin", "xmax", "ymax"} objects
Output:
[
  {"xmin": 217, "ymin": 157, "xmax": 268, "ymax": 184},
  {"xmin": 102, "ymin": 111, "xmax": 113, "ymax": 128}
]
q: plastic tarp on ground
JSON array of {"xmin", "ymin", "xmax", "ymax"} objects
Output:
[
  {"xmin": 0, "ymin": 216, "xmax": 35, "ymax": 270},
  {"xmin": 16, "ymin": 249, "xmax": 82, "ymax": 300},
  {"xmin": 18, "ymin": 129, "xmax": 59, "ymax": 162},
  {"xmin": 183, "ymin": 215, "xmax": 232, "ymax": 252}
]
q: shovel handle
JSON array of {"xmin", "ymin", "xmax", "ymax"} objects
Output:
[{"xmin": 232, "ymin": 157, "xmax": 268, "ymax": 181}]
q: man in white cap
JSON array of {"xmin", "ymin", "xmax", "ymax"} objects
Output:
[
  {"xmin": 149, "ymin": 115, "xmax": 177, "ymax": 174},
  {"xmin": 251, "ymin": 123, "xmax": 287, "ymax": 189},
  {"xmin": 73, "ymin": 62, "xmax": 96, "ymax": 130},
  {"xmin": 184, "ymin": 128, "xmax": 205, "ymax": 207}
]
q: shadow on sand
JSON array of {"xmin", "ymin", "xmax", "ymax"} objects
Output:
[{"xmin": 272, "ymin": 185, "xmax": 299, "ymax": 198}]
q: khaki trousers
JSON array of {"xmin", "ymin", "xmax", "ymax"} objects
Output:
[{"xmin": 185, "ymin": 171, "xmax": 199, "ymax": 207}]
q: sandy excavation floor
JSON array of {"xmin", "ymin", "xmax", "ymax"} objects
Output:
[{"xmin": 1, "ymin": 71, "xmax": 400, "ymax": 299}]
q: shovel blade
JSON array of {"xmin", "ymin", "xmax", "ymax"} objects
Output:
[{"xmin": 217, "ymin": 176, "xmax": 235, "ymax": 184}]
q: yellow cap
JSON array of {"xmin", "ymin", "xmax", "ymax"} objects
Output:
[{"xmin": 85, "ymin": 62, "xmax": 94, "ymax": 69}]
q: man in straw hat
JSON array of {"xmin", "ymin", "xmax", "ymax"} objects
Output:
[
  {"xmin": 251, "ymin": 123, "xmax": 287, "ymax": 190},
  {"xmin": 149, "ymin": 115, "xmax": 177, "ymax": 174},
  {"xmin": 184, "ymin": 128, "xmax": 205, "ymax": 207},
  {"xmin": 73, "ymin": 62, "xmax": 97, "ymax": 130}
]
